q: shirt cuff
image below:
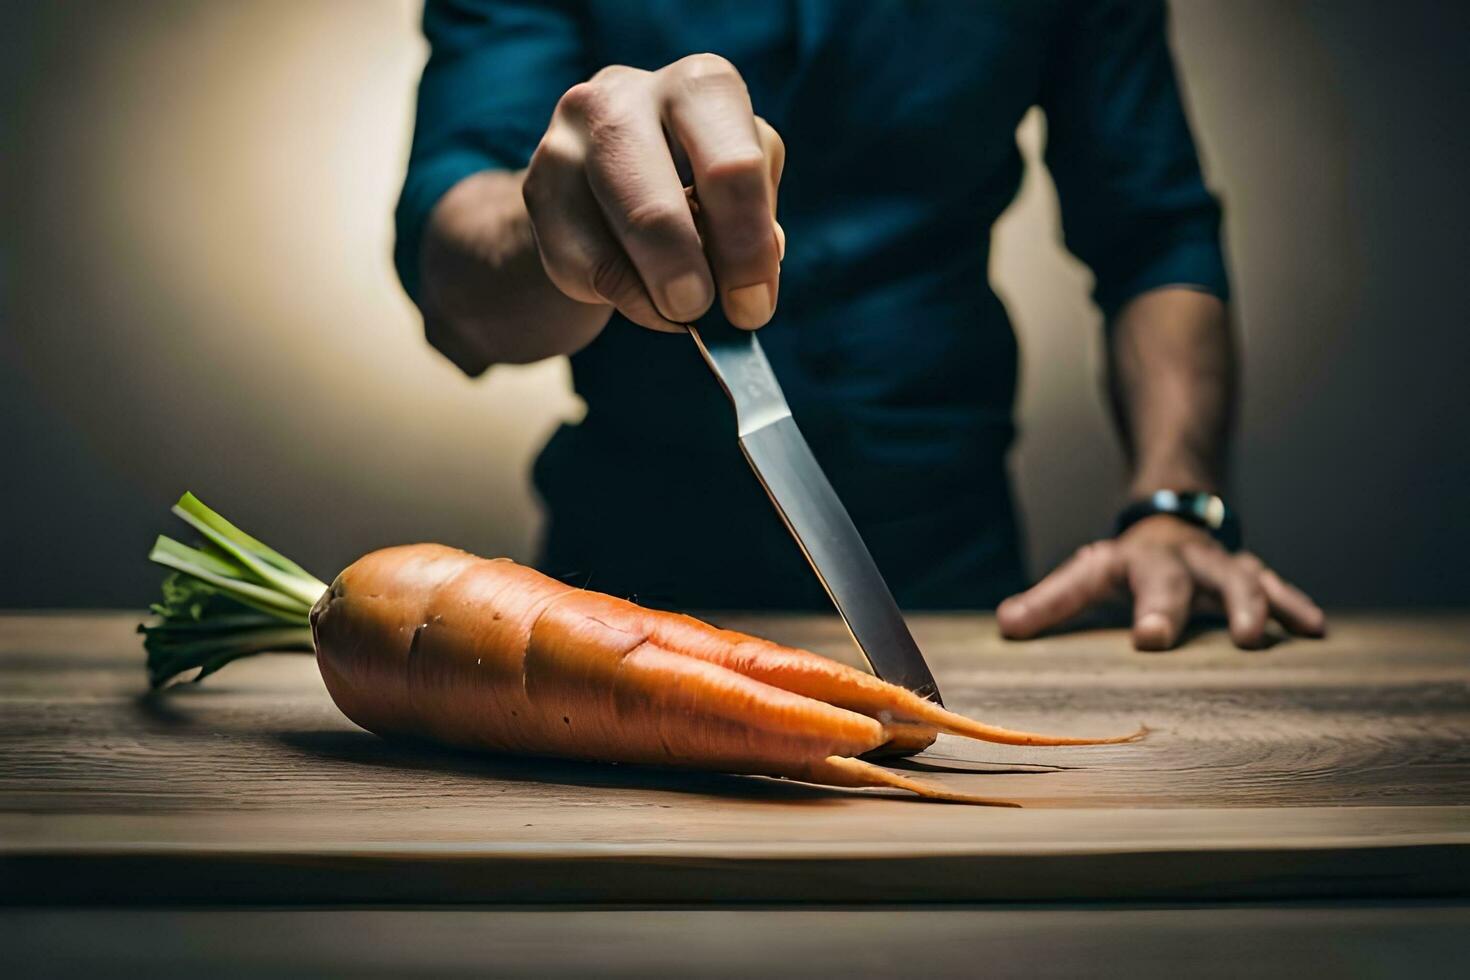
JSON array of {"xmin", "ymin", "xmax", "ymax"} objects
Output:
[{"xmin": 1095, "ymin": 235, "xmax": 1232, "ymax": 322}]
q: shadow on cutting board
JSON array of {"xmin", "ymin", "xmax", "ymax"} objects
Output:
[
  {"xmin": 274, "ymin": 728, "xmax": 867, "ymax": 805},
  {"xmin": 270, "ymin": 728, "xmax": 1058, "ymax": 805}
]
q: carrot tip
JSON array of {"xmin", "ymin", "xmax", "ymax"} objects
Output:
[{"xmin": 808, "ymin": 756, "xmax": 1022, "ymax": 807}]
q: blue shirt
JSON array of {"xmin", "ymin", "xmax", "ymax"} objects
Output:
[{"xmin": 396, "ymin": 0, "xmax": 1229, "ymax": 609}]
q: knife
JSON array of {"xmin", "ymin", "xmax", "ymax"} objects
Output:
[{"xmin": 688, "ymin": 312, "xmax": 944, "ymax": 704}]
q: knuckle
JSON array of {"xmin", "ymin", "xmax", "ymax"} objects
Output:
[
  {"xmin": 1260, "ymin": 568, "xmax": 1294, "ymax": 596},
  {"xmin": 590, "ymin": 64, "xmax": 636, "ymax": 84},
  {"xmin": 562, "ymin": 70, "xmax": 647, "ymax": 128},
  {"xmin": 1234, "ymin": 553, "xmax": 1265, "ymax": 576},
  {"xmin": 1074, "ymin": 542, "xmax": 1119, "ymax": 577},
  {"xmin": 755, "ymin": 115, "xmax": 784, "ymax": 149},
  {"xmin": 557, "ymin": 81, "xmax": 604, "ymax": 119},
  {"xmin": 673, "ymin": 52, "xmax": 743, "ymax": 86},
  {"xmin": 1178, "ymin": 540, "xmax": 1211, "ymax": 562},
  {"xmin": 1070, "ymin": 543, "xmax": 1099, "ymax": 567},
  {"xmin": 702, "ymin": 151, "xmax": 768, "ymax": 188},
  {"xmin": 621, "ymin": 201, "xmax": 690, "ymax": 243},
  {"xmin": 1235, "ymin": 568, "xmax": 1268, "ymax": 599},
  {"xmin": 587, "ymin": 65, "xmax": 647, "ymax": 97},
  {"xmin": 531, "ymin": 127, "xmax": 582, "ymax": 169}
]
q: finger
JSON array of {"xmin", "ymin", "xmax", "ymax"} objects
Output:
[
  {"xmin": 1128, "ymin": 549, "xmax": 1193, "ymax": 651},
  {"xmin": 524, "ymin": 128, "xmax": 682, "ymax": 333},
  {"xmin": 1261, "ymin": 568, "xmax": 1327, "ymax": 637},
  {"xmin": 754, "ymin": 115, "xmax": 786, "ymax": 209},
  {"xmin": 562, "ymin": 77, "xmax": 715, "ymax": 324},
  {"xmin": 997, "ymin": 543, "xmax": 1123, "ymax": 640},
  {"xmin": 661, "ymin": 55, "xmax": 781, "ymax": 329},
  {"xmin": 1182, "ymin": 546, "xmax": 1269, "ymax": 648},
  {"xmin": 756, "ymin": 117, "xmax": 786, "ymax": 261}
]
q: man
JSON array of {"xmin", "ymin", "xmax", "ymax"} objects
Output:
[{"xmin": 395, "ymin": 0, "xmax": 1326, "ymax": 650}]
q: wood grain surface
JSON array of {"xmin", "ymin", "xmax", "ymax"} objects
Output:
[{"xmin": 2, "ymin": 611, "xmax": 1467, "ymax": 904}]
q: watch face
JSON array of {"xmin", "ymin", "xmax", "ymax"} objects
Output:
[
  {"xmin": 1199, "ymin": 494, "xmax": 1227, "ymax": 531},
  {"xmin": 1150, "ymin": 489, "xmax": 1181, "ymax": 512}
]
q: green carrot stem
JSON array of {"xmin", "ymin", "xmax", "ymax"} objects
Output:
[{"xmin": 140, "ymin": 493, "xmax": 329, "ymax": 688}]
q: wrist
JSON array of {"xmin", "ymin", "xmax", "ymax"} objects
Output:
[
  {"xmin": 421, "ymin": 171, "xmax": 613, "ymax": 368},
  {"xmin": 1127, "ymin": 465, "xmax": 1220, "ymax": 500}
]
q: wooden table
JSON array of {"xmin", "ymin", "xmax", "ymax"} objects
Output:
[{"xmin": 3, "ymin": 611, "xmax": 1468, "ymax": 975}]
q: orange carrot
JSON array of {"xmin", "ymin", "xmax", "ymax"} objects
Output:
[
  {"xmin": 308, "ymin": 545, "xmax": 1142, "ymax": 805},
  {"xmin": 144, "ymin": 495, "xmax": 1144, "ymax": 806}
]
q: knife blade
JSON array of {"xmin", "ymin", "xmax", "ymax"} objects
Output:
[{"xmin": 688, "ymin": 313, "xmax": 944, "ymax": 704}]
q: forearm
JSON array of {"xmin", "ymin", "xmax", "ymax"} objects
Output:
[
  {"xmin": 1106, "ymin": 287, "xmax": 1236, "ymax": 496},
  {"xmin": 417, "ymin": 169, "xmax": 614, "ymax": 374}
]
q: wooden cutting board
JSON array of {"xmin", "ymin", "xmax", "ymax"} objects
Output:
[{"xmin": 2, "ymin": 611, "xmax": 1467, "ymax": 904}]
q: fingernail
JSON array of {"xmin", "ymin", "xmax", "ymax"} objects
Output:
[
  {"xmin": 774, "ymin": 221, "xmax": 786, "ymax": 262},
  {"xmin": 996, "ymin": 600, "xmax": 1032, "ymax": 638},
  {"xmin": 664, "ymin": 272, "xmax": 712, "ymax": 322},
  {"xmin": 1136, "ymin": 613, "xmax": 1172, "ymax": 650},
  {"xmin": 726, "ymin": 281, "xmax": 774, "ymax": 327}
]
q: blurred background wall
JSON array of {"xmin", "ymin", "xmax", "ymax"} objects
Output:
[{"xmin": 2, "ymin": 0, "xmax": 1466, "ymax": 609}]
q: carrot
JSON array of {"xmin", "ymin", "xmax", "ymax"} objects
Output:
[{"xmin": 143, "ymin": 495, "xmax": 1145, "ymax": 806}]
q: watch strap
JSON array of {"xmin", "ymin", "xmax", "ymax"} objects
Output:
[{"xmin": 1115, "ymin": 490, "xmax": 1242, "ymax": 551}]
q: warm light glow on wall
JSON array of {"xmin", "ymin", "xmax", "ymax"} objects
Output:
[{"xmin": 17, "ymin": 2, "xmax": 581, "ymax": 566}]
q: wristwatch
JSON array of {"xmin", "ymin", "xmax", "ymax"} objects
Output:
[{"xmin": 1114, "ymin": 490, "xmax": 1242, "ymax": 551}]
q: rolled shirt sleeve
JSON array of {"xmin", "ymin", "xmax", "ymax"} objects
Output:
[
  {"xmin": 393, "ymin": 0, "xmax": 587, "ymax": 304},
  {"xmin": 1040, "ymin": 0, "xmax": 1230, "ymax": 320}
]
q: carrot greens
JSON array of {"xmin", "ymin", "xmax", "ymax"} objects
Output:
[{"xmin": 139, "ymin": 492, "xmax": 328, "ymax": 688}]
